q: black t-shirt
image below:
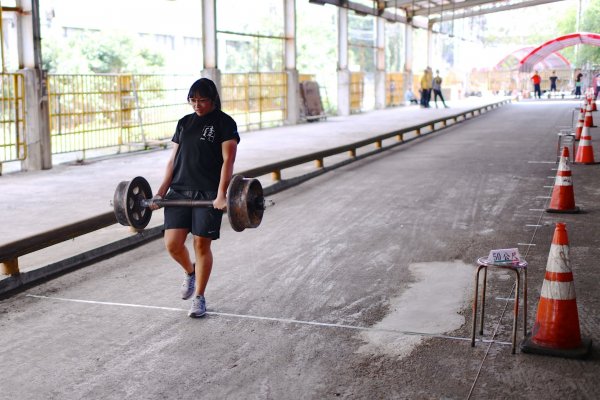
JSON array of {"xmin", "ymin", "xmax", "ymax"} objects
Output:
[{"xmin": 170, "ymin": 109, "xmax": 240, "ymax": 191}]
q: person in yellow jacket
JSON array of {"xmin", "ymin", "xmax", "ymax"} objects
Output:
[{"xmin": 420, "ymin": 67, "xmax": 433, "ymax": 108}]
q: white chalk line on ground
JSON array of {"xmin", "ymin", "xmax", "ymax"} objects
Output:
[{"xmin": 26, "ymin": 294, "xmax": 511, "ymax": 346}]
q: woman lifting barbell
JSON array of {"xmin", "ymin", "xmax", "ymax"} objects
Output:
[{"xmin": 151, "ymin": 78, "xmax": 240, "ymax": 318}]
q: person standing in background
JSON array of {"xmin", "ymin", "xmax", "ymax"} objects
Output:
[
  {"xmin": 575, "ymin": 71, "xmax": 583, "ymax": 99},
  {"xmin": 420, "ymin": 67, "xmax": 433, "ymax": 108},
  {"xmin": 432, "ymin": 70, "xmax": 449, "ymax": 108},
  {"xmin": 531, "ymin": 71, "xmax": 541, "ymax": 99},
  {"xmin": 549, "ymin": 71, "xmax": 558, "ymax": 93}
]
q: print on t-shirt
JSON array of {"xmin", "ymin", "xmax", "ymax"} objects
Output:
[{"xmin": 201, "ymin": 125, "xmax": 215, "ymax": 142}]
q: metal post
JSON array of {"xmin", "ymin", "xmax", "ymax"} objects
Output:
[
  {"xmin": 337, "ymin": 6, "xmax": 350, "ymax": 116},
  {"xmin": 374, "ymin": 17, "xmax": 386, "ymax": 109},
  {"xmin": 18, "ymin": 0, "xmax": 51, "ymax": 171},
  {"xmin": 523, "ymin": 269, "xmax": 528, "ymax": 336},
  {"xmin": 471, "ymin": 266, "xmax": 483, "ymax": 347},
  {"xmin": 202, "ymin": 0, "xmax": 221, "ymax": 91},
  {"xmin": 202, "ymin": 0, "xmax": 217, "ymax": 70},
  {"xmin": 284, "ymin": 0, "xmax": 299, "ymax": 125},
  {"xmin": 403, "ymin": 23, "xmax": 413, "ymax": 97},
  {"xmin": 427, "ymin": 23, "xmax": 433, "ymax": 69},
  {"xmin": 0, "ymin": 5, "xmax": 5, "ymax": 72},
  {"xmin": 511, "ymin": 270, "xmax": 521, "ymax": 354},
  {"xmin": 480, "ymin": 266, "xmax": 487, "ymax": 335}
]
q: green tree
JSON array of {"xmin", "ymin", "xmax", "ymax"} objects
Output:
[
  {"xmin": 84, "ymin": 34, "xmax": 133, "ymax": 73},
  {"xmin": 42, "ymin": 30, "xmax": 164, "ymax": 74},
  {"xmin": 42, "ymin": 33, "xmax": 92, "ymax": 73},
  {"xmin": 296, "ymin": 1, "xmax": 338, "ymax": 112},
  {"xmin": 577, "ymin": 0, "xmax": 600, "ymax": 66},
  {"xmin": 556, "ymin": 8, "xmax": 578, "ymax": 63},
  {"xmin": 348, "ymin": 13, "xmax": 375, "ymax": 73},
  {"xmin": 386, "ymin": 22, "xmax": 404, "ymax": 72},
  {"xmin": 217, "ymin": 0, "xmax": 284, "ymax": 73}
]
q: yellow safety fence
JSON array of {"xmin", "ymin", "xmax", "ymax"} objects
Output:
[
  {"xmin": 221, "ymin": 72, "xmax": 287, "ymax": 131},
  {"xmin": 350, "ymin": 72, "xmax": 364, "ymax": 113},
  {"xmin": 47, "ymin": 72, "xmax": 287, "ymax": 159},
  {"xmin": 47, "ymin": 74, "xmax": 192, "ymax": 156},
  {"xmin": 386, "ymin": 72, "xmax": 403, "ymax": 107},
  {"xmin": 0, "ymin": 72, "xmax": 26, "ymax": 170},
  {"xmin": 2, "ymin": 68, "xmax": 573, "ymax": 169}
]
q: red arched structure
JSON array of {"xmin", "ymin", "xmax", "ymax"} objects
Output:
[
  {"xmin": 496, "ymin": 46, "xmax": 570, "ymax": 71},
  {"xmin": 518, "ymin": 32, "xmax": 600, "ymax": 73}
]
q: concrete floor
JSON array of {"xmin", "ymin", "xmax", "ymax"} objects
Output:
[{"xmin": 1, "ymin": 99, "xmax": 599, "ymax": 399}]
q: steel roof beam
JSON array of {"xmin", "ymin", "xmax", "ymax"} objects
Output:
[
  {"xmin": 426, "ymin": 0, "xmax": 566, "ymax": 22},
  {"xmin": 310, "ymin": 0, "xmax": 565, "ymax": 29},
  {"xmin": 310, "ymin": 0, "xmax": 425, "ymax": 27}
]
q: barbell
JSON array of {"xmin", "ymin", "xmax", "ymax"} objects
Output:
[{"xmin": 113, "ymin": 175, "xmax": 266, "ymax": 232}]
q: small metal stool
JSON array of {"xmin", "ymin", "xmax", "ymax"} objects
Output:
[
  {"xmin": 471, "ymin": 257, "xmax": 528, "ymax": 354},
  {"xmin": 556, "ymin": 128, "xmax": 575, "ymax": 162}
]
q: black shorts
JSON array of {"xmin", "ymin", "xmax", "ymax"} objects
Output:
[{"xmin": 163, "ymin": 189, "xmax": 223, "ymax": 239}]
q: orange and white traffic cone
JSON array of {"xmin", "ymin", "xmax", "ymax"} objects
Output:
[
  {"xmin": 574, "ymin": 126, "xmax": 598, "ymax": 164},
  {"xmin": 546, "ymin": 147, "xmax": 580, "ymax": 213},
  {"xmin": 584, "ymin": 102, "xmax": 596, "ymax": 128},
  {"xmin": 520, "ymin": 223, "xmax": 592, "ymax": 358},
  {"xmin": 574, "ymin": 108, "xmax": 584, "ymax": 140}
]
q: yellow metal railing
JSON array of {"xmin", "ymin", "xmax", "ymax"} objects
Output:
[
  {"xmin": 221, "ymin": 72, "xmax": 287, "ymax": 131},
  {"xmin": 47, "ymin": 73, "xmax": 287, "ymax": 159},
  {"xmin": 0, "ymin": 72, "xmax": 26, "ymax": 169},
  {"xmin": 299, "ymin": 74, "xmax": 316, "ymax": 82},
  {"xmin": 386, "ymin": 72, "xmax": 404, "ymax": 106},
  {"xmin": 350, "ymin": 72, "xmax": 364, "ymax": 113},
  {"xmin": 47, "ymin": 74, "xmax": 192, "ymax": 156}
]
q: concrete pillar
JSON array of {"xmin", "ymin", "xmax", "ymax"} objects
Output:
[
  {"xmin": 284, "ymin": 0, "xmax": 299, "ymax": 125},
  {"xmin": 202, "ymin": 0, "xmax": 217, "ymax": 70},
  {"xmin": 201, "ymin": 68, "xmax": 222, "ymax": 94},
  {"xmin": 374, "ymin": 17, "xmax": 386, "ymax": 109},
  {"xmin": 286, "ymin": 69, "xmax": 300, "ymax": 124},
  {"xmin": 337, "ymin": 7, "xmax": 350, "ymax": 116},
  {"xmin": 427, "ymin": 24, "xmax": 433, "ymax": 69},
  {"xmin": 18, "ymin": 0, "xmax": 51, "ymax": 171},
  {"xmin": 201, "ymin": 0, "xmax": 221, "ymax": 91},
  {"xmin": 404, "ymin": 23, "xmax": 414, "ymax": 94}
]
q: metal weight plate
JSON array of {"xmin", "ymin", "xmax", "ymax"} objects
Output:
[
  {"xmin": 226, "ymin": 175, "xmax": 264, "ymax": 232},
  {"xmin": 113, "ymin": 180, "xmax": 131, "ymax": 226},
  {"xmin": 113, "ymin": 176, "xmax": 153, "ymax": 230}
]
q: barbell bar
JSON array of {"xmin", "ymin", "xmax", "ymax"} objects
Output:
[{"xmin": 113, "ymin": 175, "xmax": 267, "ymax": 232}]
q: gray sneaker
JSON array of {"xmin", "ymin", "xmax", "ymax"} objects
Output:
[
  {"xmin": 181, "ymin": 271, "xmax": 195, "ymax": 300},
  {"xmin": 188, "ymin": 295, "xmax": 206, "ymax": 318}
]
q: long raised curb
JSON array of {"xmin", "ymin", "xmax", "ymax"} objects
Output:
[{"xmin": 0, "ymin": 226, "xmax": 164, "ymax": 297}]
